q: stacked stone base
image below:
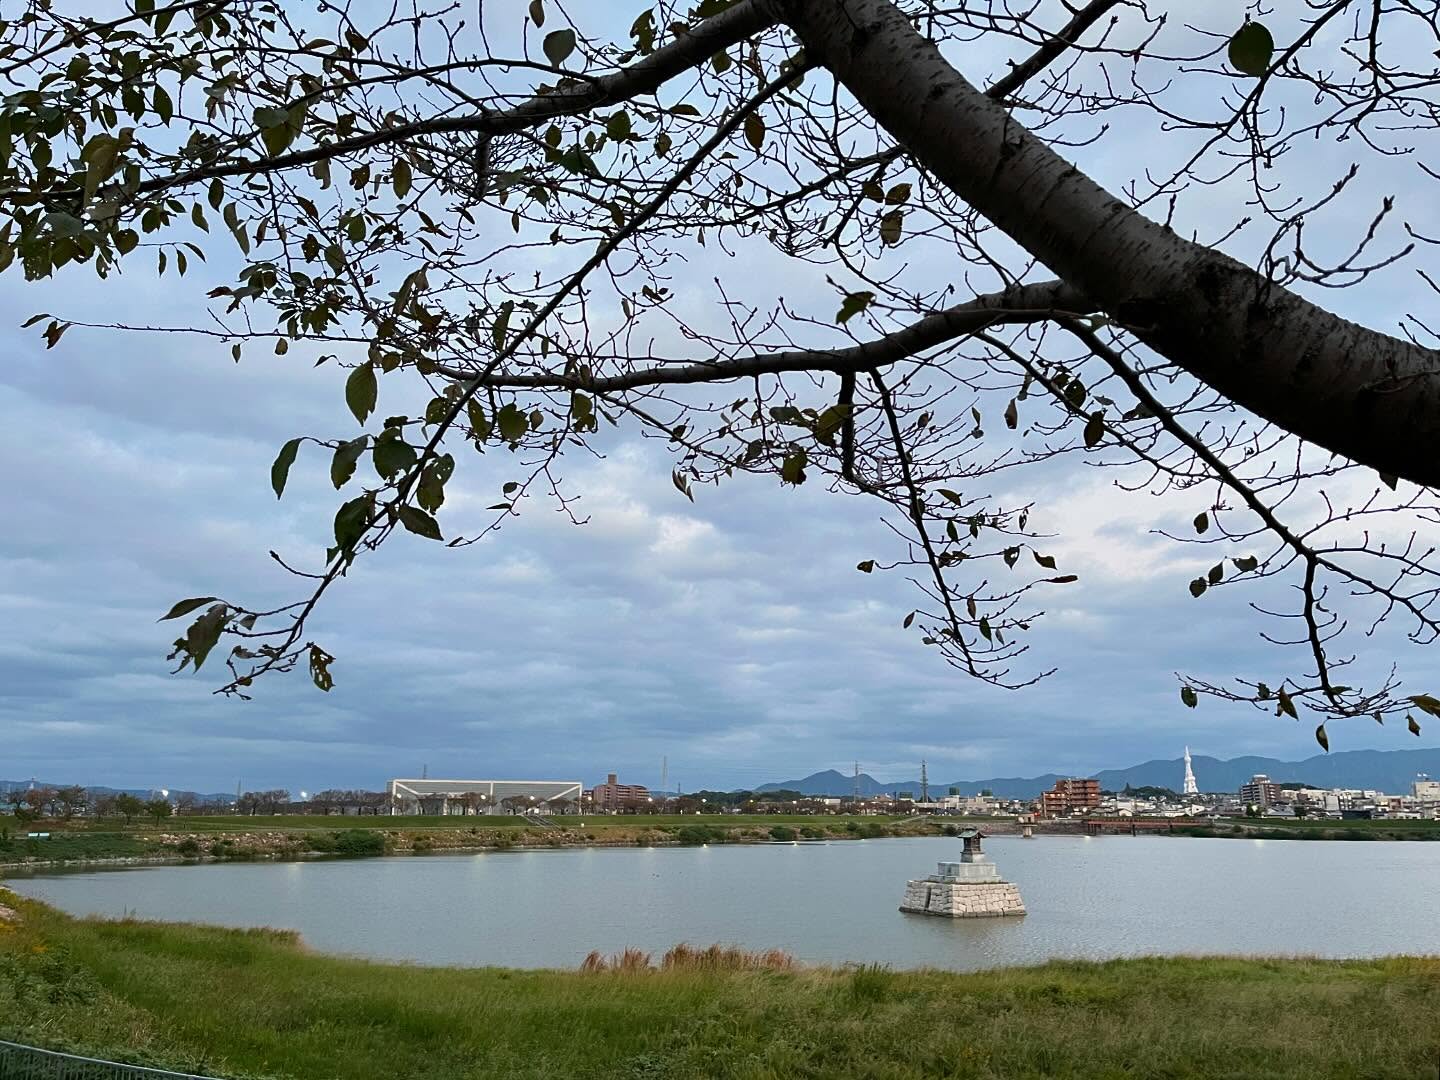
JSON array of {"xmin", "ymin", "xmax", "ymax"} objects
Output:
[{"xmin": 899, "ymin": 879, "xmax": 1026, "ymax": 918}]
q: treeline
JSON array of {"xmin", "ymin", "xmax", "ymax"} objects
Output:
[
  {"xmin": 0, "ymin": 785, "xmax": 396, "ymax": 823},
  {"xmin": 3, "ymin": 786, "xmax": 174, "ymax": 825}
]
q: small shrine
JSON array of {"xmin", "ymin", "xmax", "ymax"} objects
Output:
[{"xmin": 899, "ymin": 828, "xmax": 1026, "ymax": 918}]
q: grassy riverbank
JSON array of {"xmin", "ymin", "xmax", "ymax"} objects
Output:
[
  {"xmin": 0, "ymin": 894, "xmax": 1435, "ymax": 1079},
  {"xmin": 1183, "ymin": 818, "xmax": 1440, "ymax": 842},
  {"xmin": 0, "ymin": 815, "xmax": 925, "ymax": 867}
]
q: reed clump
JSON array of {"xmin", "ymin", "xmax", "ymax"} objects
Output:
[{"xmin": 579, "ymin": 943, "xmax": 795, "ymax": 973}]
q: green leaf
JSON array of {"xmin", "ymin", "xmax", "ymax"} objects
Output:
[
  {"xmin": 780, "ymin": 449, "xmax": 807, "ymax": 485},
  {"xmin": 1378, "ymin": 471, "xmax": 1398, "ymax": 491},
  {"xmin": 467, "ymin": 399, "xmax": 493, "ymax": 441},
  {"xmin": 1004, "ymin": 398, "xmax": 1018, "ymax": 429},
  {"xmin": 1180, "ymin": 686, "xmax": 1198, "ymax": 709},
  {"xmin": 814, "ymin": 403, "xmax": 851, "ymax": 446},
  {"xmin": 398, "ymin": 505, "xmax": 443, "ymax": 541},
  {"xmin": 258, "ymin": 102, "xmax": 307, "ymax": 157},
  {"xmin": 529, "ymin": 0, "xmax": 544, "ymax": 26},
  {"xmin": 836, "ymin": 290, "xmax": 874, "ymax": 324},
  {"xmin": 856, "ymin": 559, "xmax": 875, "ymax": 573},
  {"xmin": 159, "ymin": 596, "xmax": 219, "ymax": 622},
  {"xmin": 743, "ymin": 112, "xmax": 765, "ymax": 151},
  {"xmin": 1409, "ymin": 714, "xmax": 1422, "ymax": 736},
  {"xmin": 184, "ymin": 604, "xmax": 227, "ymax": 671},
  {"xmin": 492, "ymin": 300, "xmax": 514, "ymax": 353},
  {"xmin": 496, "ymin": 402, "xmax": 528, "ymax": 443},
  {"xmin": 417, "ymin": 454, "xmax": 454, "ymax": 513},
  {"xmin": 1233, "ymin": 556, "xmax": 1259, "ymax": 573},
  {"xmin": 372, "ymin": 430, "xmax": 417, "ymax": 480},
  {"xmin": 1083, "ymin": 411, "xmax": 1104, "ymax": 448},
  {"xmin": 1188, "ymin": 577, "xmax": 1207, "ymax": 598},
  {"xmin": 543, "ymin": 28, "xmax": 576, "ymax": 66},
  {"xmin": 309, "ymin": 644, "xmax": 335, "ymax": 692},
  {"xmin": 1033, "ymin": 551, "xmax": 1056, "ymax": 570},
  {"xmin": 1208, "ymin": 562, "xmax": 1224, "ymax": 585},
  {"xmin": 884, "ymin": 183, "xmax": 912, "ymax": 205},
  {"xmin": 393, "ymin": 157, "xmax": 412, "ymax": 199},
  {"xmin": 271, "ymin": 437, "xmax": 301, "ymax": 498},
  {"xmin": 331, "ymin": 436, "xmax": 368, "ymax": 489},
  {"xmin": 1194, "ymin": 511, "xmax": 1209, "ymax": 535},
  {"xmin": 1407, "ymin": 693, "xmax": 1440, "ymax": 717},
  {"xmin": 606, "ymin": 111, "xmax": 633, "ymax": 141},
  {"xmin": 1276, "ymin": 688, "xmax": 1298, "ymax": 719},
  {"xmin": 346, "ymin": 362, "xmax": 377, "ymax": 424},
  {"xmin": 333, "ymin": 495, "xmax": 371, "ymax": 553},
  {"xmin": 1314, "ymin": 724, "xmax": 1329, "ymax": 752},
  {"xmin": 878, "ymin": 210, "xmax": 903, "ymax": 246},
  {"xmin": 1228, "ymin": 21, "xmax": 1275, "ymax": 77}
]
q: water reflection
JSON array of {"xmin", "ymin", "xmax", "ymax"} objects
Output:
[{"xmin": 7, "ymin": 836, "xmax": 1439, "ymax": 970}]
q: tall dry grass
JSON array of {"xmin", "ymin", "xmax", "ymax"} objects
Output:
[{"xmin": 578, "ymin": 943, "xmax": 795, "ymax": 973}]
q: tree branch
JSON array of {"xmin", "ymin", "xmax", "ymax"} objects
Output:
[
  {"xmin": 777, "ymin": 0, "xmax": 1440, "ymax": 488},
  {"xmin": 438, "ymin": 280, "xmax": 1092, "ymax": 391}
]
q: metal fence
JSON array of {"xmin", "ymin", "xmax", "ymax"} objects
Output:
[{"xmin": 0, "ymin": 1040, "xmax": 223, "ymax": 1080}]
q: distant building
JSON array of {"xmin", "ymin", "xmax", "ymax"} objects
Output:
[
  {"xmin": 1239, "ymin": 774, "xmax": 1282, "ymax": 808},
  {"xmin": 387, "ymin": 777, "xmax": 582, "ymax": 815},
  {"xmin": 590, "ymin": 773, "xmax": 650, "ymax": 812},
  {"xmin": 1414, "ymin": 775, "xmax": 1440, "ymax": 804},
  {"xmin": 1041, "ymin": 777, "xmax": 1100, "ymax": 816}
]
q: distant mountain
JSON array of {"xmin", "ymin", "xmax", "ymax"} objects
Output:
[{"xmin": 756, "ymin": 748, "xmax": 1440, "ymax": 799}]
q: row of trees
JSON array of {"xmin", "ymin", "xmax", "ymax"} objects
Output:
[{"xmin": 1, "ymin": 786, "xmax": 173, "ymax": 825}]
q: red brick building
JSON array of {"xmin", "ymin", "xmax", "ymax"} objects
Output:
[
  {"xmin": 590, "ymin": 773, "xmax": 650, "ymax": 812},
  {"xmin": 1041, "ymin": 777, "xmax": 1100, "ymax": 816}
]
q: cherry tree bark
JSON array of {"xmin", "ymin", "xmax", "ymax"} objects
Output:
[{"xmin": 773, "ymin": 0, "xmax": 1440, "ymax": 487}]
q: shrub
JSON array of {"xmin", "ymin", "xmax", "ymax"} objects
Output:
[
  {"xmin": 333, "ymin": 830, "xmax": 385, "ymax": 857},
  {"xmin": 676, "ymin": 825, "xmax": 725, "ymax": 845},
  {"xmin": 800, "ymin": 826, "xmax": 821, "ymax": 839},
  {"xmin": 175, "ymin": 838, "xmax": 201, "ymax": 857},
  {"xmin": 769, "ymin": 825, "xmax": 797, "ymax": 842}
]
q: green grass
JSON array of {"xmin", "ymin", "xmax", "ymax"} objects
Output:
[
  {"xmin": 38, "ymin": 813, "xmax": 912, "ymax": 833},
  {"xmin": 0, "ymin": 894, "xmax": 1436, "ymax": 1079},
  {"xmin": 1, "ymin": 816, "xmax": 925, "ymax": 867},
  {"xmin": 1192, "ymin": 818, "xmax": 1440, "ymax": 841},
  {"xmin": 0, "ymin": 831, "xmax": 159, "ymax": 862}
]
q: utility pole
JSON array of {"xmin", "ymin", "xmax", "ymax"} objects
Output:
[
  {"xmin": 853, "ymin": 762, "xmax": 861, "ymax": 802},
  {"xmin": 921, "ymin": 759, "xmax": 929, "ymax": 803},
  {"xmin": 661, "ymin": 756, "xmax": 668, "ymax": 797}
]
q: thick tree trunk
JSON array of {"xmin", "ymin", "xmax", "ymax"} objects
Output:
[{"xmin": 774, "ymin": 0, "xmax": 1440, "ymax": 487}]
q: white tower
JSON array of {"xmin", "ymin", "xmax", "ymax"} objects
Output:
[{"xmin": 1182, "ymin": 746, "xmax": 1199, "ymax": 796}]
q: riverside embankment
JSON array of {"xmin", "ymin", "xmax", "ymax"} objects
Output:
[
  {"xmin": 0, "ymin": 888, "xmax": 1435, "ymax": 1080},
  {"xmin": 0, "ymin": 815, "xmax": 938, "ymax": 871},
  {"xmin": 5, "ymin": 812, "xmax": 1437, "ymax": 873}
]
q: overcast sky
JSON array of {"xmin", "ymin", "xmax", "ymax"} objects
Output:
[{"xmin": 2, "ymin": 1, "xmax": 1435, "ymax": 796}]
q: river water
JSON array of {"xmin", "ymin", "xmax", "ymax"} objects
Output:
[{"xmin": 6, "ymin": 836, "xmax": 1439, "ymax": 970}]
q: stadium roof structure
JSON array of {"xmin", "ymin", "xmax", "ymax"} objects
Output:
[{"xmin": 386, "ymin": 778, "xmax": 583, "ymax": 812}]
